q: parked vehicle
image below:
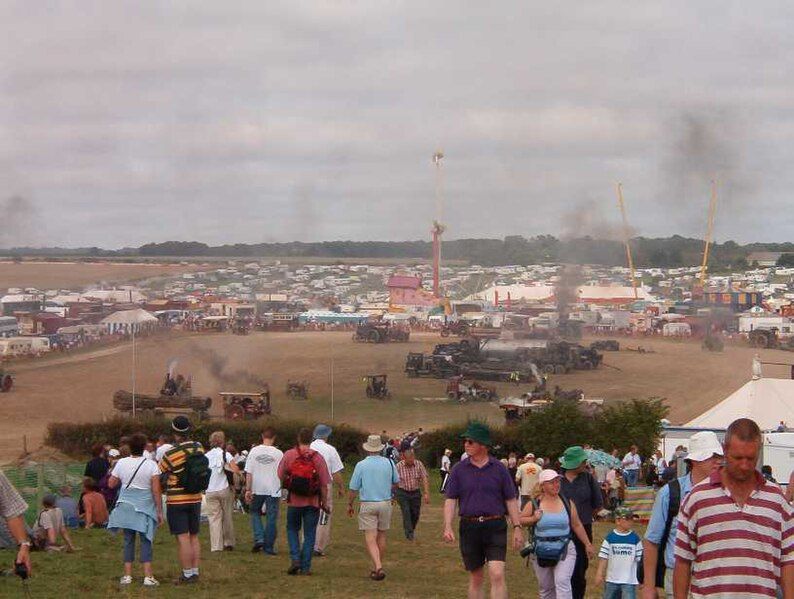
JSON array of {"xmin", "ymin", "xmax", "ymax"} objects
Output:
[
  {"xmin": 220, "ymin": 390, "xmax": 271, "ymax": 419},
  {"xmin": 364, "ymin": 374, "xmax": 391, "ymax": 399}
]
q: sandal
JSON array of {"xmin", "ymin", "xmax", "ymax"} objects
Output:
[{"xmin": 370, "ymin": 569, "xmax": 386, "ymax": 581}]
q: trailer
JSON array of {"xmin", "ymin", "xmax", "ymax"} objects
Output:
[{"xmin": 113, "ymin": 390, "xmax": 212, "ymax": 420}]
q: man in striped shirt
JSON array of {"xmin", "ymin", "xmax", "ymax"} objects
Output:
[
  {"xmin": 395, "ymin": 449, "xmax": 430, "ymax": 540},
  {"xmin": 674, "ymin": 418, "xmax": 794, "ymax": 599},
  {"xmin": 158, "ymin": 416, "xmax": 205, "ymax": 584}
]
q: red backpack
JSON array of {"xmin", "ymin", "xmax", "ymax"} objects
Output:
[{"xmin": 284, "ymin": 449, "xmax": 321, "ymax": 496}]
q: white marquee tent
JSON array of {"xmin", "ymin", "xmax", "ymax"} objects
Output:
[
  {"xmin": 101, "ymin": 308, "xmax": 158, "ymax": 334},
  {"xmin": 685, "ymin": 376, "xmax": 794, "ymax": 431}
]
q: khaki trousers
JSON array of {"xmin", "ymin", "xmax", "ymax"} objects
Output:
[
  {"xmin": 314, "ymin": 483, "xmax": 333, "ymax": 552},
  {"xmin": 205, "ymin": 487, "xmax": 236, "ymax": 551}
]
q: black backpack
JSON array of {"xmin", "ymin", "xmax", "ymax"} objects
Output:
[
  {"xmin": 637, "ymin": 478, "xmax": 680, "ymax": 588},
  {"xmin": 179, "ymin": 444, "xmax": 211, "ymax": 494}
]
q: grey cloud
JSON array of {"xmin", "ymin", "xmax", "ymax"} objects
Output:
[{"xmin": 1, "ymin": 1, "xmax": 793, "ymax": 247}]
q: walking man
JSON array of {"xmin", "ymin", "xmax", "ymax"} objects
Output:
[
  {"xmin": 348, "ymin": 434, "xmax": 400, "ymax": 581},
  {"xmin": 245, "ymin": 428, "xmax": 283, "ymax": 555},
  {"xmin": 157, "ymin": 416, "xmax": 207, "ymax": 584},
  {"xmin": 310, "ymin": 424, "xmax": 345, "ymax": 557},
  {"xmin": 440, "ymin": 448, "xmax": 452, "ymax": 492},
  {"xmin": 443, "ymin": 422, "xmax": 522, "ymax": 599},
  {"xmin": 674, "ymin": 418, "xmax": 794, "ymax": 599},
  {"xmin": 204, "ymin": 431, "xmax": 239, "ymax": 552},
  {"xmin": 622, "ymin": 445, "xmax": 641, "ymax": 487},
  {"xmin": 277, "ymin": 427, "xmax": 330, "ymax": 576},
  {"xmin": 642, "ymin": 430, "xmax": 723, "ymax": 599},
  {"xmin": 515, "ymin": 453, "xmax": 541, "ymax": 510},
  {"xmin": 560, "ymin": 445, "xmax": 604, "ymax": 599},
  {"xmin": 395, "ymin": 448, "xmax": 430, "ymax": 540}
]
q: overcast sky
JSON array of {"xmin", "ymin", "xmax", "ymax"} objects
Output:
[{"xmin": 1, "ymin": 2, "xmax": 793, "ymax": 248}]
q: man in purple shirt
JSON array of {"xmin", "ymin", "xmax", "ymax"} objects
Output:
[{"xmin": 443, "ymin": 422, "xmax": 522, "ymax": 599}]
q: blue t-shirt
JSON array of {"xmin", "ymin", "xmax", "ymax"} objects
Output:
[
  {"xmin": 644, "ymin": 474, "xmax": 692, "ymax": 569},
  {"xmin": 598, "ymin": 529, "xmax": 643, "ymax": 585},
  {"xmin": 55, "ymin": 495, "xmax": 78, "ymax": 524},
  {"xmin": 349, "ymin": 455, "xmax": 399, "ymax": 502}
]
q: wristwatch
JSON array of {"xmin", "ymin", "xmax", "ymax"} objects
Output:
[{"xmin": 18, "ymin": 541, "xmax": 30, "ymax": 547}]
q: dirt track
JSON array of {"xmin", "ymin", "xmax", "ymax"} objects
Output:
[{"xmin": 1, "ymin": 331, "xmax": 790, "ymax": 462}]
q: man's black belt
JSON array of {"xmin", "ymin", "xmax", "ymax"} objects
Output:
[{"xmin": 460, "ymin": 515, "xmax": 504, "ymax": 522}]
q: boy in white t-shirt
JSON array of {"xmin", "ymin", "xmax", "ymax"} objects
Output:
[{"xmin": 595, "ymin": 507, "xmax": 643, "ymax": 599}]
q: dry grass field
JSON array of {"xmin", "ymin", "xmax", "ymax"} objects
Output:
[
  {"xmin": 0, "ymin": 261, "xmax": 203, "ymax": 290},
  {"xmin": 1, "ymin": 329, "xmax": 791, "ymax": 463}
]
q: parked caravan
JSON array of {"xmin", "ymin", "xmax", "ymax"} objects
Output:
[{"xmin": 0, "ymin": 336, "xmax": 51, "ymax": 357}]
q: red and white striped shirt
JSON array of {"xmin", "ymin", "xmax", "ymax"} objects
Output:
[
  {"xmin": 395, "ymin": 459, "xmax": 428, "ymax": 492},
  {"xmin": 675, "ymin": 470, "xmax": 794, "ymax": 598}
]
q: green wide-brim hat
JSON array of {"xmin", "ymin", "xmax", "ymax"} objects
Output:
[
  {"xmin": 460, "ymin": 422, "xmax": 493, "ymax": 447},
  {"xmin": 560, "ymin": 445, "xmax": 587, "ymax": 469}
]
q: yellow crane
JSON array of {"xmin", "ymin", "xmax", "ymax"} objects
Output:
[
  {"xmin": 699, "ymin": 180, "xmax": 718, "ymax": 286},
  {"xmin": 616, "ymin": 182, "xmax": 638, "ymax": 299}
]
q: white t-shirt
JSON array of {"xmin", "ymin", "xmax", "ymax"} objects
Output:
[
  {"xmin": 622, "ymin": 452, "xmax": 641, "ymax": 470},
  {"xmin": 310, "ymin": 439, "xmax": 344, "ymax": 475},
  {"xmin": 597, "ymin": 529, "xmax": 643, "ymax": 584},
  {"xmin": 441, "ymin": 455, "xmax": 451, "ymax": 472},
  {"xmin": 143, "ymin": 449, "xmax": 155, "ymax": 462},
  {"xmin": 111, "ymin": 456, "xmax": 160, "ymax": 490},
  {"xmin": 244, "ymin": 444, "xmax": 283, "ymax": 497},
  {"xmin": 155, "ymin": 443, "xmax": 173, "ymax": 462},
  {"xmin": 206, "ymin": 447, "xmax": 234, "ymax": 493}
]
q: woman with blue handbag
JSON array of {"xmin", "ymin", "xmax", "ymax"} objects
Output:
[
  {"xmin": 520, "ymin": 469, "xmax": 594, "ymax": 599},
  {"xmin": 107, "ymin": 433, "xmax": 164, "ymax": 587}
]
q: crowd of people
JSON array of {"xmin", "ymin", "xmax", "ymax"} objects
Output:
[{"xmin": 0, "ymin": 415, "xmax": 791, "ymax": 598}]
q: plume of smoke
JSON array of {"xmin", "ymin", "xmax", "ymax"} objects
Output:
[
  {"xmin": 0, "ymin": 196, "xmax": 38, "ymax": 248},
  {"xmin": 192, "ymin": 346, "xmax": 268, "ymax": 389},
  {"xmin": 554, "ymin": 264, "xmax": 583, "ymax": 321},
  {"xmin": 167, "ymin": 358, "xmax": 179, "ymax": 378},
  {"xmin": 558, "ymin": 199, "xmax": 632, "ymax": 243},
  {"xmin": 291, "ymin": 182, "xmax": 319, "ymax": 242},
  {"xmin": 660, "ymin": 110, "xmax": 754, "ymax": 235}
]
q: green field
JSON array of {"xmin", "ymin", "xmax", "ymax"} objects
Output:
[{"xmin": 0, "ymin": 473, "xmax": 638, "ymax": 599}]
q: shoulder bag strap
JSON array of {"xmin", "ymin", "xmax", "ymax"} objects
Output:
[{"xmin": 125, "ymin": 457, "xmax": 148, "ymax": 489}]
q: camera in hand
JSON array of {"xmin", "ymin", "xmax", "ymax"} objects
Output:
[
  {"xmin": 14, "ymin": 561, "xmax": 28, "ymax": 580},
  {"xmin": 519, "ymin": 542, "xmax": 534, "ymax": 558}
]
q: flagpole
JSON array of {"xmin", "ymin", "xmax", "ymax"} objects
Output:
[{"xmin": 131, "ymin": 325, "xmax": 136, "ymax": 417}]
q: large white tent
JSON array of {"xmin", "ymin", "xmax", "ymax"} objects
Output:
[
  {"xmin": 685, "ymin": 376, "xmax": 794, "ymax": 431},
  {"xmin": 466, "ymin": 284, "xmax": 656, "ymax": 304},
  {"xmin": 101, "ymin": 308, "xmax": 158, "ymax": 334}
]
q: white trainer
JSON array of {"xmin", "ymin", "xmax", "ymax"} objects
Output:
[
  {"xmin": 143, "ymin": 576, "xmax": 160, "ymax": 587},
  {"xmin": 119, "ymin": 575, "xmax": 133, "ymax": 585}
]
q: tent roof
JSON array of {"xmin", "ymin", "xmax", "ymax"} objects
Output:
[
  {"xmin": 467, "ymin": 284, "xmax": 656, "ymax": 304},
  {"xmin": 101, "ymin": 308, "xmax": 158, "ymax": 325},
  {"xmin": 685, "ymin": 377, "xmax": 794, "ymax": 430}
]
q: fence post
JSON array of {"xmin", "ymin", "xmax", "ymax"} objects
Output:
[{"xmin": 36, "ymin": 464, "xmax": 45, "ymax": 511}]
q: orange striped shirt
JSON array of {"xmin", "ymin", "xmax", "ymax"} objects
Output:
[{"xmin": 158, "ymin": 441, "xmax": 204, "ymax": 505}]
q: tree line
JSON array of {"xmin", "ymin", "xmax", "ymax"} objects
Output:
[{"xmin": 5, "ymin": 236, "xmax": 794, "ymax": 268}]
